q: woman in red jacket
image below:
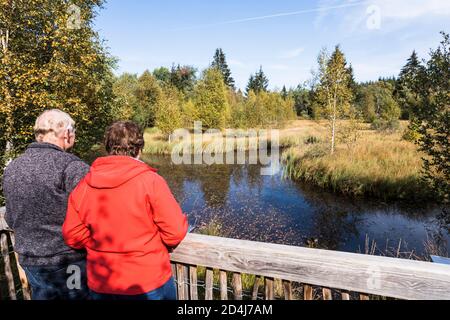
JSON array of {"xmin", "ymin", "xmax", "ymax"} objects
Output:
[{"xmin": 63, "ymin": 121, "xmax": 188, "ymax": 300}]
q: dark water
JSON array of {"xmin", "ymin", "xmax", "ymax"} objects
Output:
[{"xmin": 142, "ymin": 154, "xmax": 449, "ymax": 256}]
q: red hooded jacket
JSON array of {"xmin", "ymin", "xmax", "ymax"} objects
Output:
[{"xmin": 62, "ymin": 156, "xmax": 188, "ymax": 295}]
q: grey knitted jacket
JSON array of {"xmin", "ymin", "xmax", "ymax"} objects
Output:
[{"xmin": 2, "ymin": 142, "xmax": 90, "ymax": 266}]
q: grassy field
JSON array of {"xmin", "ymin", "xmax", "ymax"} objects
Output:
[{"xmin": 143, "ymin": 120, "xmax": 430, "ymax": 201}]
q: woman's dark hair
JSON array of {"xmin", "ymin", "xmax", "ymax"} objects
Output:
[{"xmin": 104, "ymin": 121, "xmax": 145, "ymax": 158}]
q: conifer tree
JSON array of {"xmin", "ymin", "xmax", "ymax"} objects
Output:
[
  {"xmin": 246, "ymin": 66, "xmax": 269, "ymax": 95},
  {"xmin": 211, "ymin": 48, "xmax": 235, "ymax": 90}
]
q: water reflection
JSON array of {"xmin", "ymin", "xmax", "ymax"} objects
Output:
[{"xmin": 142, "ymin": 154, "xmax": 449, "ymax": 256}]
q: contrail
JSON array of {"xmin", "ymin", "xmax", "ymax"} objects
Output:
[{"xmin": 173, "ymin": 0, "xmax": 370, "ymax": 31}]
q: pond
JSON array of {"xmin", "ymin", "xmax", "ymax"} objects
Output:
[{"xmin": 142, "ymin": 153, "xmax": 450, "ymax": 257}]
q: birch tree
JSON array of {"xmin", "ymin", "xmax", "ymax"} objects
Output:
[{"xmin": 314, "ymin": 46, "xmax": 354, "ymax": 154}]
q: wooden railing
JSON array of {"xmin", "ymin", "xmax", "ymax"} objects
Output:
[
  {"xmin": 1, "ymin": 206, "xmax": 450, "ymax": 300},
  {"xmin": 170, "ymin": 233, "xmax": 450, "ymax": 300}
]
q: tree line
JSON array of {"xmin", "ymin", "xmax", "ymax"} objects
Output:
[{"xmin": 111, "ymin": 49, "xmax": 297, "ymax": 139}]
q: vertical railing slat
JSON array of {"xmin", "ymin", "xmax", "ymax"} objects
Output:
[
  {"xmin": 205, "ymin": 268, "xmax": 214, "ymax": 300},
  {"xmin": 171, "ymin": 263, "xmax": 178, "ymax": 298},
  {"xmin": 219, "ymin": 270, "xmax": 228, "ymax": 300},
  {"xmin": 304, "ymin": 284, "xmax": 313, "ymax": 300},
  {"xmin": 176, "ymin": 264, "xmax": 186, "ymax": 300},
  {"xmin": 252, "ymin": 276, "xmax": 261, "ymax": 300},
  {"xmin": 264, "ymin": 277, "xmax": 274, "ymax": 300},
  {"xmin": 283, "ymin": 280, "xmax": 293, "ymax": 300},
  {"xmin": 341, "ymin": 291, "xmax": 350, "ymax": 300},
  {"xmin": 0, "ymin": 233, "xmax": 16, "ymax": 300},
  {"xmin": 183, "ymin": 265, "xmax": 189, "ymax": 300},
  {"xmin": 189, "ymin": 266, "xmax": 198, "ymax": 300},
  {"xmin": 232, "ymin": 273, "xmax": 243, "ymax": 300},
  {"xmin": 322, "ymin": 288, "xmax": 333, "ymax": 300}
]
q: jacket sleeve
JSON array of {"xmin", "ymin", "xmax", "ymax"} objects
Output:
[
  {"xmin": 62, "ymin": 191, "xmax": 91, "ymax": 250},
  {"xmin": 149, "ymin": 174, "xmax": 188, "ymax": 247}
]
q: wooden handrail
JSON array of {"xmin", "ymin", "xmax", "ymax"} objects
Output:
[
  {"xmin": 2, "ymin": 206, "xmax": 450, "ymax": 300},
  {"xmin": 171, "ymin": 233, "xmax": 450, "ymax": 300}
]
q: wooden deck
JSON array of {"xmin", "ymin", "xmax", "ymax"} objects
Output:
[{"xmin": 1, "ymin": 206, "xmax": 450, "ymax": 300}]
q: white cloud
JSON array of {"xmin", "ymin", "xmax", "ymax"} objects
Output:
[
  {"xmin": 315, "ymin": 0, "xmax": 450, "ymax": 32},
  {"xmin": 375, "ymin": 0, "xmax": 450, "ymax": 19},
  {"xmin": 280, "ymin": 47, "xmax": 305, "ymax": 59}
]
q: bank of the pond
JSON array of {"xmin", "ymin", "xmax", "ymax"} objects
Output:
[
  {"xmin": 143, "ymin": 120, "xmax": 432, "ymax": 202},
  {"xmin": 281, "ymin": 132, "xmax": 431, "ymax": 201}
]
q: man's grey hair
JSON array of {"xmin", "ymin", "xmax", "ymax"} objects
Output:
[{"xmin": 34, "ymin": 109, "xmax": 76, "ymax": 142}]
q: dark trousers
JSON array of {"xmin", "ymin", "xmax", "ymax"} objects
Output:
[
  {"xmin": 23, "ymin": 259, "xmax": 89, "ymax": 300},
  {"xmin": 89, "ymin": 277, "xmax": 177, "ymax": 300}
]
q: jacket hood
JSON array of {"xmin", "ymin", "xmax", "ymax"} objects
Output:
[{"xmin": 85, "ymin": 156, "xmax": 157, "ymax": 189}]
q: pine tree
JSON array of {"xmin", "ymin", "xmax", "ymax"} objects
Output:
[
  {"xmin": 281, "ymin": 85, "xmax": 288, "ymax": 100},
  {"xmin": 396, "ymin": 50, "xmax": 426, "ymax": 119},
  {"xmin": 347, "ymin": 64, "xmax": 358, "ymax": 95},
  {"xmin": 246, "ymin": 66, "xmax": 269, "ymax": 95},
  {"xmin": 211, "ymin": 48, "xmax": 235, "ymax": 90}
]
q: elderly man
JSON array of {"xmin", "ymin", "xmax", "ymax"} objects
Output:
[{"xmin": 3, "ymin": 109, "xmax": 90, "ymax": 300}]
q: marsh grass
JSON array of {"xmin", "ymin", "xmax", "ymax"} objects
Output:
[{"xmin": 282, "ymin": 122, "xmax": 431, "ymax": 201}]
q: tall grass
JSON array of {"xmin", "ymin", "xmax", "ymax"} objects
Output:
[{"xmin": 282, "ymin": 126, "xmax": 431, "ymax": 201}]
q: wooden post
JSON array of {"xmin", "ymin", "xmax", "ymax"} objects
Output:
[
  {"xmin": 205, "ymin": 268, "xmax": 214, "ymax": 300},
  {"xmin": 219, "ymin": 270, "xmax": 228, "ymax": 300},
  {"xmin": 265, "ymin": 277, "xmax": 274, "ymax": 300},
  {"xmin": 232, "ymin": 273, "xmax": 242, "ymax": 300},
  {"xmin": 189, "ymin": 266, "xmax": 198, "ymax": 300}
]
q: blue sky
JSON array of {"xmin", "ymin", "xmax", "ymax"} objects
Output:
[{"xmin": 94, "ymin": 0, "xmax": 450, "ymax": 90}]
